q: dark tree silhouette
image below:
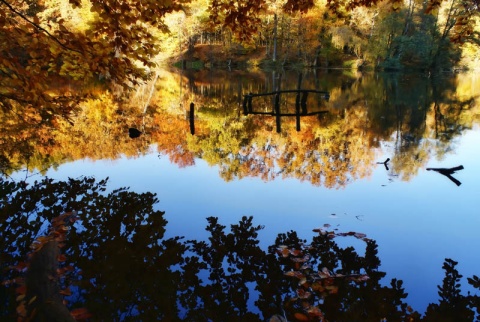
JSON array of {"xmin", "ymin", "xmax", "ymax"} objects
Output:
[{"xmin": 1, "ymin": 177, "xmax": 479, "ymax": 321}]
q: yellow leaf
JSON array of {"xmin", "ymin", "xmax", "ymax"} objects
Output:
[{"xmin": 28, "ymin": 296, "xmax": 37, "ymax": 305}]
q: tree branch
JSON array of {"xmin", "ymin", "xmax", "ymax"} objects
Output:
[{"xmin": 0, "ymin": 0, "xmax": 83, "ymax": 54}]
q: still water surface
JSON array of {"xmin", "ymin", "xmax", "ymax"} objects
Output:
[{"xmin": 7, "ymin": 69, "xmax": 480, "ymax": 317}]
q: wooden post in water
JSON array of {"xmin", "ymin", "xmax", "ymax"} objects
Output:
[
  {"xmin": 301, "ymin": 91, "xmax": 308, "ymax": 114},
  {"xmin": 189, "ymin": 102, "xmax": 195, "ymax": 135},
  {"xmin": 295, "ymin": 74, "xmax": 302, "ymax": 132},
  {"xmin": 275, "ymin": 92, "xmax": 281, "ymax": 133},
  {"xmin": 247, "ymin": 93, "xmax": 253, "ymax": 114},
  {"xmin": 295, "ymin": 97, "xmax": 301, "ymax": 132},
  {"xmin": 242, "ymin": 95, "xmax": 249, "ymax": 115}
]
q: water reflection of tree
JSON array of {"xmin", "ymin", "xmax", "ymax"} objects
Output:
[
  {"xmin": 2, "ymin": 178, "xmax": 480, "ymax": 321},
  {"xmin": 361, "ymin": 73, "xmax": 479, "ymax": 181},
  {"xmin": 2, "ymin": 70, "xmax": 479, "ymax": 187},
  {"xmin": 0, "ymin": 92, "xmax": 150, "ymax": 177}
]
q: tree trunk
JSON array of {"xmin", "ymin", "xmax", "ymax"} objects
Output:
[{"xmin": 26, "ymin": 241, "xmax": 75, "ymax": 322}]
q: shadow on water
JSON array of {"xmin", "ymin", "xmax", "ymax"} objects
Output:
[{"xmin": 1, "ymin": 177, "xmax": 479, "ymax": 321}]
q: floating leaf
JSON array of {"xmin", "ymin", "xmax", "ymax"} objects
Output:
[
  {"xmin": 16, "ymin": 302, "xmax": 27, "ymax": 317},
  {"xmin": 325, "ymin": 285, "xmax": 339, "ymax": 294},
  {"xmin": 300, "ymin": 264, "xmax": 311, "ymax": 270},
  {"xmin": 28, "ymin": 296, "xmax": 37, "ymax": 305},
  {"xmin": 293, "ymin": 312, "xmax": 309, "ymax": 321},
  {"xmin": 306, "ymin": 306, "xmax": 324, "ymax": 317},
  {"xmin": 311, "ymin": 281, "xmax": 324, "ymax": 292},
  {"xmin": 59, "ymin": 287, "xmax": 72, "ymax": 296},
  {"xmin": 296, "ymin": 288, "xmax": 312, "ymax": 299},
  {"xmin": 291, "ymin": 256, "xmax": 309, "ymax": 263},
  {"xmin": 285, "ymin": 271, "xmax": 305, "ymax": 279},
  {"xmin": 70, "ymin": 307, "xmax": 93, "ymax": 320},
  {"xmin": 277, "ymin": 246, "xmax": 290, "ymax": 257},
  {"xmin": 354, "ymin": 232, "xmax": 367, "ymax": 239},
  {"xmin": 349, "ymin": 275, "xmax": 370, "ymax": 283},
  {"xmin": 289, "ymin": 249, "xmax": 302, "ymax": 256},
  {"xmin": 298, "ymin": 278, "xmax": 308, "ymax": 286}
]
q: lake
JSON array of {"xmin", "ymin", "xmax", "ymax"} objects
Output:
[{"xmin": 2, "ymin": 68, "xmax": 480, "ymax": 320}]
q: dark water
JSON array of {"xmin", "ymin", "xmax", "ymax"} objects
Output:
[{"xmin": 2, "ymin": 69, "xmax": 480, "ymax": 320}]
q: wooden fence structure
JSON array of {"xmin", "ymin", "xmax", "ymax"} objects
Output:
[{"xmin": 242, "ymin": 90, "xmax": 330, "ymax": 132}]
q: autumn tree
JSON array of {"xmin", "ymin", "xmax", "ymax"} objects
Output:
[{"xmin": 0, "ymin": 0, "xmax": 188, "ymax": 115}]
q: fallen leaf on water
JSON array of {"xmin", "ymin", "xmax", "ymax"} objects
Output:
[
  {"xmin": 354, "ymin": 232, "xmax": 367, "ymax": 239},
  {"xmin": 325, "ymin": 285, "xmax": 339, "ymax": 294},
  {"xmin": 296, "ymin": 289, "xmax": 312, "ymax": 299},
  {"xmin": 59, "ymin": 287, "xmax": 72, "ymax": 296},
  {"xmin": 285, "ymin": 271, "xmax": 305, "ymax": 279},
  {"xmin": 28, "ymin": 296, "xmax": 37, "ymax": 305},
  {"xmin": 350, "ymin": 275, "xmax": 370, "ymax": 282},
  {"xmin": 70, "ymin": 307, "xmax": 93, "ymax": 320},
  {"xmin": 289, "ymin": 249, "xmax": 302, "ymax": 256},
  {"xmin": 293, "ymin": 312, "xmax": 309, "ymax": 321},
  {"xmin": 277, "ymin": 247, "xmax": 290, "ymax": 258},
  {"xmin": 307, "ymin": 306, "xmax": 324, "ymax": 317},
  {"xmin": 16, "ymin": 302, "xmax": 27, "ymax": 317},
  {"xmin": 291, "ymin": 257, "xmax": 309, "ymax": 263}
]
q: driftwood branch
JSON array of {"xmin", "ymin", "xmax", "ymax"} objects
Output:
[
  {"xmin": 376, "ymin": 158, "xmax": 390, "ymax": 170},
  {"xmin": 426, "ymin": 165, "xmax": 464, "ymax": 186}
]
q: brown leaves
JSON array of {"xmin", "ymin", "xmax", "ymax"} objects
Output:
[
  {"xmin": 278, "ymin": 225, "xmax": 372, "ymax": 321},
  {"xmin": 313, "ymin": 224, "xmax": 372, "ymax": 242},
  {"xmin": 59, "ymin": 287, "xmax": 72, "ymax": 296},
  {"xmin": 1, "ymin": 0, "xmax": 188, "ymax": 120},
  {"xmin": 70, "ymin": 308, "xmax": 93, "ymax": 320},
  {"xmin": 283, "ymin": 0, "xmax": 315, "ymax": 13},
  {"xmin": 26, "ymin": 212, "xmax": 79, "ymax": 255},
  {"xmin": 209, "ymin": 0, "xmax": 266, "ymax": 41}
]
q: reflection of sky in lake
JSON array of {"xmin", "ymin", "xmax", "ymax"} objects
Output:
[{"xmin": 12, "ymin": 126, "xmax": 480, "ymax": 313}]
